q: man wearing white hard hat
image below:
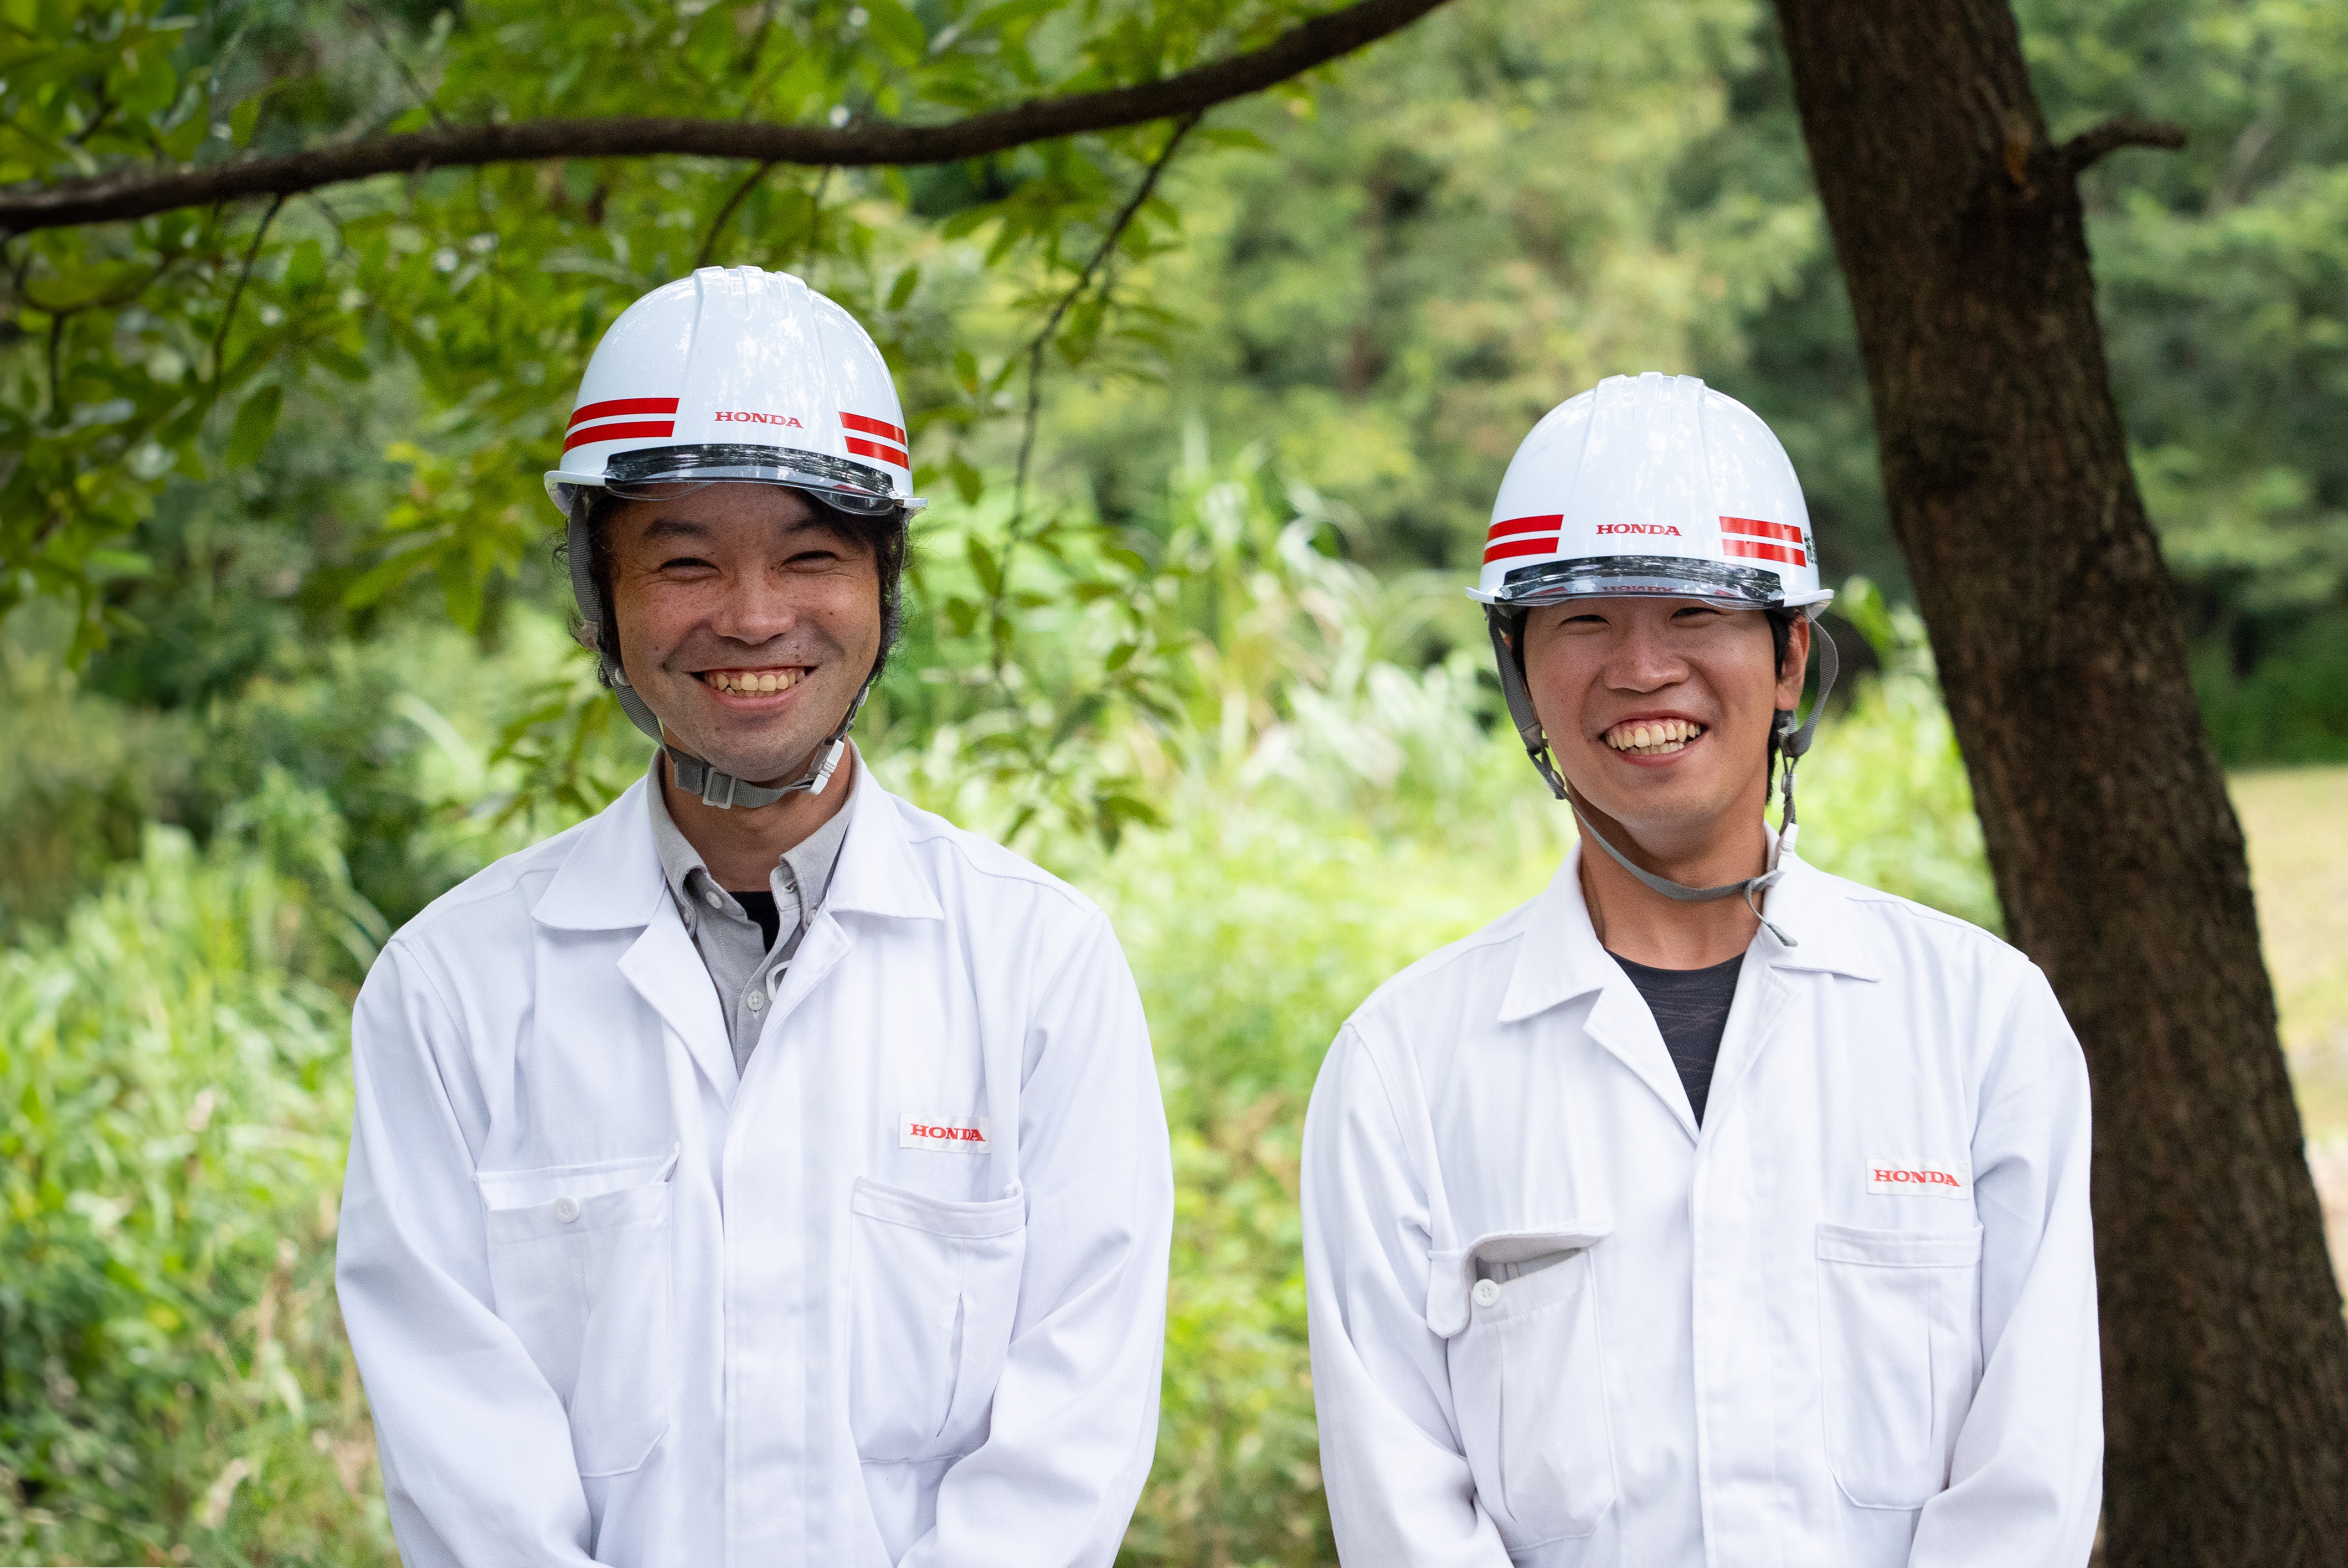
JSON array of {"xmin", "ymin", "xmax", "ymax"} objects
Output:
[
  {"xmin": 334, "ymin": 267, "xmax": 1173, "ymax": 1568},
  {"xmin": 1301, "ymin": 374, "xmax": 2099, "ymax": 1566}
]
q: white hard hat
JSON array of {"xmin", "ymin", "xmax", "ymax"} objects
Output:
[
  {"xmin": 544, "ymin": 265, "xmax": 924, "ymax": 518},
  {"xmin": 1469, "ymin": 372, "xmax": 1830, "ymax": 616}
]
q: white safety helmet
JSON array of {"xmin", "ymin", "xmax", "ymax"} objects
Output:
[
  {"xmin": 548, "ymin": 266, "xmax": 925, "ymax": 808},
  {"xmin": 1475, "ymin": 373, "xmax": 1840, "ymax": 945},
  {"xmin": 1471, "ymin": 372, "xmax": 1831, "ymax": 615}
]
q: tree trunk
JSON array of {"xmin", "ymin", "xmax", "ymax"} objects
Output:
[{"xmin": 1767, "ymin": 1, "xmax": 2348, "ymax": 1560}]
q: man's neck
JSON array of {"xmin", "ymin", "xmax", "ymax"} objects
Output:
[
  {"xmin": 1574, "ymin": 792, "xmax": 1774, "ymax": 971},
  {"xmin": 662, "ymin": 746, "xmax": 856, "ymax": 892}
]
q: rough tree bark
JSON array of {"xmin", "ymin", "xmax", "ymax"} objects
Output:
[{"xmin": 1769, "ymin": 0, "xmax": 2348, "ymax": 1560}]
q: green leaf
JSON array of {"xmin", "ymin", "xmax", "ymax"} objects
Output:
[
  {"xmin": 286, "ymin": 239, "xmax": 326, "ymax": 292},
  {"xmin": 966, "ymin": 536, "xmax": 1003, "ymax": 597},
  {"xmin": 948, "ymin": 452, "xmax": 984, "ymax": 506},
  {"xmin": 887, "ymin": 266, "xmax": 921, "ymax": 311},
  {"xmin": 861, "ymin": 0, "xmax": 928, "ymax": 67},
  {"xmin": 224, "ymin": 385, "xmax": 283, "ymax": 468},
  {"xmin": 229, "ymin": 96, "xmax": 262, "ymax": 147},
  {"xmin": 1194, "ymin": 126, "xmax": 1275, "ymax": 153}
]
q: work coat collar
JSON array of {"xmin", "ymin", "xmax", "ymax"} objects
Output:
[
  {"xmin": 1496, "ymin": 834, "xmax": 1880, "ymax": 1027},
  {"xmin": 531, "ymin": 755, "xmax": 944, "ymax": 934}
]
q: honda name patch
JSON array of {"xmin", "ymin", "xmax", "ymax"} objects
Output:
[
  {"xmin": 902, "ymin": 1113, "xmax": 991, "ymax": 1154},
  {"xmin": 1867, "ymin": 1159, "xmax": 1971, "ymax": 1199}
]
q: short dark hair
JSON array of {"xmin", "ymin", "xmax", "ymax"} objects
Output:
[
  {"xmin": 1764, "ymin": 606, "xmax": 1798, "ymax": 785},
  {"xmin": 571, "ymin": 485, "xmax": 908, "ymax": 682}
]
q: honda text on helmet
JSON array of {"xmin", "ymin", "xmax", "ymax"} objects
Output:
[
  {"xmin": 545, "ymin": 265, "xmax": 925, "ymax": 808},
  {"xmin": 1472, "ymin": 372, "xmax": 1839, "ymax": 943}
]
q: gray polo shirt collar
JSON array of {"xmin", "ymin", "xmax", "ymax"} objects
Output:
[{"xmin": 643, "ymin": 745, "xmax": 858, "ymax": 1074}]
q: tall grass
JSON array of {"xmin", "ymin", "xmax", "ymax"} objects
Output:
[{"xmin": 0, "ymin": 816, "xmax": 393, "ymax": 1566}]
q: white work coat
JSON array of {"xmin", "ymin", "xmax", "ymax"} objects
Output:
[
  {"xmin": 335, "ymin": 767, "xmax": 1173, "ymax": 1567},
  {"xmin": 1301, "ymin": 845, "xmax": 2099, "ymax": 1568}
]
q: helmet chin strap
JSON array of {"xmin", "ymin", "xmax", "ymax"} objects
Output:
[
  {"xmin": 1484, "ymin": 606, "xmax": 1840, "ymax": 947},
  {"xmin": 568, "ymin": 498, "xmax": 865, "ymax": 810}
]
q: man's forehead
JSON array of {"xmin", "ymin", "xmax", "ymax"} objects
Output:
[{"xmin": 619, "ymin": 484, "xmax": 846, "ymax": 541}]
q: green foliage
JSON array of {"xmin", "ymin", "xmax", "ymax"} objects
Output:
[
  {"xmin": 2017, "ymin": 0, "xmax": 2348, "ymax": 760},
  {"xmin": 0, "ymin": 819, "xmax": 390, "ymax": 1565},
  {"xmin": 0, "ymin": 0, "xmax": 1323, "ymax": 644},
  {"xmin": 0, "ymin": 611, "xmax": 193, "ymax": 933},
  {"xmin": 1797, "ymin": 580, "xmax": 2001, "ymax": 931}
]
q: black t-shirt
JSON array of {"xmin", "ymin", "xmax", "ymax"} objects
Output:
[
  {"xmin": 734, "ymin": 890, "xmax": 783, "ymax": 953},
  {"xmin": 1608, "ymin": 951, "xmax": 1744, "ymax": 1125}
]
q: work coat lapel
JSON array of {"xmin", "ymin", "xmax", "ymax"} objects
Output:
[
  {"xmin": 532, "ymin": 777, "xmax": 738, "ymax": 1101},
  {"xmin": 1704, "ymin": 850, "xmax": 1882, "ymax": 1128},
  {"xmin": 1498, "ymin": 848, "xmax": 1698, "ymax": 1142},
  {"xmin": 764, "ymin": 762, "xmax": 944, "ymax": 1032}
]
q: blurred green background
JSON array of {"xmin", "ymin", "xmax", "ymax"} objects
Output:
[{"xmin": 4, "ymin": 0, "xmax": 2347, "ymax": 1561}]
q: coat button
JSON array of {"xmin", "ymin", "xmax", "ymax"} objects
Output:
[
  {"xmin": 745, "ymin": 990, "xmax": 765, "ymax": 1013},
  {"xmin": 703, "ymin": 890, "xmax": 724, "ymax": 910},
  {"xmin": 553, "ymin": 1195, "xmax": 581, "ymax": 1223},
  {"xmin": 1472, "ymin": 1278, "xmax": 1502, "ymax": 1308}
]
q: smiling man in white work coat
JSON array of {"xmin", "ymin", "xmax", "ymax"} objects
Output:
[
  {"xmin": 334, "ymin": 267, "xmax": 1173, "ymax": 1568},
  {"xmin": 1301, "ymin": 374, "xmax": 2100, "ymax": 1567}
]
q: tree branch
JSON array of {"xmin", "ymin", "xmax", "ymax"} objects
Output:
[
  {"xmin": 2060, "ymin": 117, "xmax": 2187, "ymax": 173},
  {"xmin": 0, "ymin": 0, "xmax": 1453, "ymax": 235},
  {"xmin": 696, "ymin": 159, "xmax": 776, "ymax": 269}
]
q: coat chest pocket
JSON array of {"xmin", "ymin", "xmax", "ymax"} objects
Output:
[
  {"xmin": 849, "ymin": 1177, "xmax": 1027, "ymax": 1463},
  {"xmin": 1815, "ymin": 1222, "xmax": 1984, "ymax": 1509},
  {"xmin": 477, "ymin": 1147, "xmax": 678, "ymax": 1478},
  {"xmin": 1429, "ymin": 1224, "xmax": 1617, "ymax": 1548}
]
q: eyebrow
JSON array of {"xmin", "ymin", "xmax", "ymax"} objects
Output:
[{"xmin": 640, "ymin": 518, "xmax": 714, "ymax": 542}]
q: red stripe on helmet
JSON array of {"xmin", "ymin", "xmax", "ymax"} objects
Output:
[
  {"xmin": 1487, "ymin": 513, "xmax": 1565, "ymax": 542},
  {"xmin": 1484, "ymin": 534, "xmax": 1561, "ymax": 564},
  {"xmin": 841, "ymin": 412, "xmax": 908, "ymax": 445},
  {"xmin": 569, "ymin": 398, "xmax": 679, "ymax": 429},
  {"xmin": 562, "ymin": 420, "xmax": 676, "ymax": 453},
  {"xmin": 1723, "ymin": 537, "xmax": 1807, "ymax": 567},
  {"xmin": 845, "ymin": 435, "xmax": 910, "ymax": 469},
  {"xmin": 1719, "ymin": 515, "xmax": 1804, "ymax": 544}
]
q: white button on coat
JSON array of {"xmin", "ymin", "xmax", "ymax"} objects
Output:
[
  {"xmin": 1301, "ymin": 845, "xmax": 2100, "ymax": 1568},
  {"xmin": 335, "ymin": 767, "xmax": 1174, "ymax": 1567}
]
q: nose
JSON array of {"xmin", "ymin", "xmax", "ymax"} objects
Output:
[
  {"xmin": 1600, "ymin": 617, "xmax": 1687, "ymax": 693},
  {"xmin": 706, "ymin": 565, "xmax": 801, "ymax": 647}
]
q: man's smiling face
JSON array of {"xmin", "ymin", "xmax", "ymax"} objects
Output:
[
  {"xmin": 1520, "ymin": 595, "xmax": 1808, "ymax": 852},
  {"xmin": 605, "ymin": 482, "xmax": 882, "ymax": 788}
]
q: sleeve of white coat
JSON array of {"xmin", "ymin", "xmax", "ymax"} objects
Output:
[
  {"xmin": 900, "ymin": 911, "xmax": 1173, "ymax": 1568},
  {"xmin": 1301, "ymin": 1023, "xmax": 1514, "ymax": 1568},
  {"xmin": 334, "ymin": 941, "xmax": 601, "ymax": 1567},
  {"xmin": 1909, "ymin": 962, "xmax": 2102, "ymax": 1568}
]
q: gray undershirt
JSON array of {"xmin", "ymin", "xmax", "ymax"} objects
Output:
[
  {"xmin": 1608, "ymin": 951, "xmax": 1743, "ymax": 1125},
  {"xmin": 645, "ymin": 749, "xmax": 856, "ymax": 1075}
]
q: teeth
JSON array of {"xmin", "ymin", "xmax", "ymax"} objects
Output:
[
  {"xmin": 707, "ymin": 669, "xmax": 798, "ymax": 694},
  {"xmin": 1606, "ymin": 718, "xmax": 1703, "ymax": 754}
]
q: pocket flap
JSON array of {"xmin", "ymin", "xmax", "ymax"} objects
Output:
[
  {"xmin": 1815, "ymin": 1221, "xmax": 1984, "ymax": 1268},
  {"xmin": 476, "ymin": 1146, "xmax": 679, "ymax": 1212},
  {"xmin": 852, "ymin": 1177, "xmax": 1025, "ymax": 1239},
  {"xmin": 1426, "ymin": 1221, "xmax": 1612, "ymax": 1338}
]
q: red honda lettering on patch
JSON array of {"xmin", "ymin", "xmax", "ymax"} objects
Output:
[
  {"xmin": 900, "ymin": 1113, "xmax": 991, "ymax": 1154},
  {"xmin": 1867, "ymin": 1159, "xmax": 1970, "ymax": 1198}
]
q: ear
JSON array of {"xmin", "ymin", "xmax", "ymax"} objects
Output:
[{"xmin": 1775, "ymin": 614, "xmax": 1813, "ymax": 708}]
